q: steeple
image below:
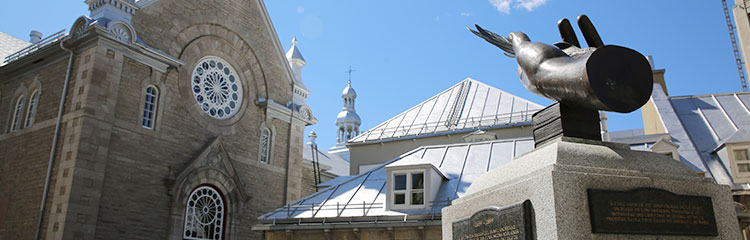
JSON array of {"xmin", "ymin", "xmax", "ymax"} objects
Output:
[
  {"xmin": 286, "ymin": 37, "xmax": 310, "ymax": 107},
  {"xmin": 286, "ymin": 37, "xmax": 306, "ymax": 86},
  {"xmin": 335, "ymin": 81, "xmax": 361, "ymax": 145}
]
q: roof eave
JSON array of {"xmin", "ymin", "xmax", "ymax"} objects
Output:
[{"xmin": 347, "ymin": 121, "xmax": 532, "ymax": 147}]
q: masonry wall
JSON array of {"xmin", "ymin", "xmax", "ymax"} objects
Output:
[
  {"xmin": 300, "ymin": 163, "xmax": 337, "ymax": 197},
  {"xmin": 0, "ymin": 49, "xmax": 82, "ymax": 239},
  {"xmin": 1, "ymin": 0, "xmax": 307, "ymax": 238}
]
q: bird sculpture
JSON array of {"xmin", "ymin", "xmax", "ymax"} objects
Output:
[{"xmin": 470, "ymin": 15, "xmax": 653, "ymax": 113}]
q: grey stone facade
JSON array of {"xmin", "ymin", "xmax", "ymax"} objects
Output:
[{"xmin": 0, "ymin": 0, "xmax": 312, "ymax": 239}]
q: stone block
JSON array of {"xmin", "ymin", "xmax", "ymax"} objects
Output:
[{"xmin": 442, "ymin": 137, "xmax": 740, "ymax": 239}]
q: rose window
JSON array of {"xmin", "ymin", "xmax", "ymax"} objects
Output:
[
  {"xmin": 184, "ymin": 186, "xmax": 225, "ymax": 240},
  {"xmin": 191, "ymin": 57, "xmax": 242, "ymax": 120}
]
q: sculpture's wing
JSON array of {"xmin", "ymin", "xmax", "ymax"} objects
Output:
[{"xmin": 469, "ymin": 25, "xmax": 515, "ymax": 58}]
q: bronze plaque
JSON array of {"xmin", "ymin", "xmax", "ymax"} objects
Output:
[
  {"xmin": 452, "ymin": 200, "xmax": 533, "ymax": 240},
  {"xmin": 588, "ymin": 188, "xmax": 717, "ymax": 236}
]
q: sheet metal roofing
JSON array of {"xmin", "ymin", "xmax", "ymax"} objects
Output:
[
  {"xmin": 653, "ymin": 84, "xmax": 750, "ymax": 188},
  {"xmin": 0, "ymin": 32, "xmax": 31, "ymax": 66},
  {"xmin": 303, "ymin": 144, "xmax": 349, "ymax": 177},
  {"xmin": 349, "ymin": 78, "xmax": 542, "ymax": 144},
  {"xmin": 259, "ymin": 138, "xmax": 534, "ymax": 221}
]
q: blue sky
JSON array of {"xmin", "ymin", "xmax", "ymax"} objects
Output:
[{"xmin": 1, "ymin": 1, "xmax": 744, "ymax": 151}]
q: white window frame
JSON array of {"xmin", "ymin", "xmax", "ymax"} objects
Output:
[
  {"xmin": 731, "ymin": 145, "xmax": 750, "ymax": 180},
  {"xmin": 390, "ymin": 170, "xmax": 426, "ymax": 210},
  {"xmin": 141, "ymin": 85, "xmax": 158, "ymax": 130},
  {"xmin": 10, "ymin": 95, "xmax": 25, "ymax": 132},
  {"xmin": 259, "ymin": 127, "xmax": 271, "ymax": 164},
  {"xmin": 25, "ymin": 90, "xmax": 39, "ymax": 128}
]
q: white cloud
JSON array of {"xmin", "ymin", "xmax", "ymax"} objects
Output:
[
  {"xmin": 488, "ymin": 0, "xmax": 511, "ymax": 14},
  {"xmin": 488, "ymin": 0, "xmax": 546, "ymax": 14},
  {"xmin": 296, "ymin": 6, "xmax": 305, "ymax": 14},
  {"xmin": 460, "ymin": 12, "xmax": 474, "ymax": 17},
  {"xmin": 515, "ymin": 0, "xmax": 546, "ymax": 11}
]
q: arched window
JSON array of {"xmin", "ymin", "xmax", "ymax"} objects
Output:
[
  {"xmin": 259, "ymin": 128, "xmax": 271, "ymax": 164},
  {"xmin": 183, "ymin": 186, "xmax": 225, "ymax": 240},
  {"xmin": 10, "ymin": 95, "xmax": 25, "ymax": 132},
  {"xmin": 25, "ymin": 90, "xmax": 39, "ymax": 127},
  {"xmin": 142, "ymin": 86, "xmax": 158, "ymax": 129}
]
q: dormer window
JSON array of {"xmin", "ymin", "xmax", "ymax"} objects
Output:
[
  {"xmin": 392, "ymin": 171, "xmax": 424, "ymax": 206},
  {"xmin": 726, "ymin": 143, "xmax": 750, "ymax": 183},
  {"xmin": 734, "ymin": 148, "xmax": 750, "ymax": 175},
  {"xmin": 385, "ymin": 157, "xmax": 446, "ymax": 211}
]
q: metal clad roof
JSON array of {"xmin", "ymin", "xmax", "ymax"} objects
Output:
[
  {"xmin": 716, "ymin": 95, "xmax": 750, "ymax": 127},
  {"xmin": 350, "ymin": 78, "xmax": 542, "ymax": 144},
  {"xmin": 260, "ymin": 138, "xmax": 534, "ymax": 220},
  {"xmin": 302, "ymin": 144, "xmax": 350, "ymax": 176},
  {"xmin": 649, "ymin": 85, "xmax": 706, "ymax": 173},
  {"xmin": 671, "ymin": 93, "xmax": 750, "ymax": 153},
  {"xmin": 665, "ymin": 90, "xmax": 750, "ymax": 188},
  {"xmin": 698, "ymin": 97, "xmax": 735, "ymax": 139},
  {"xmin": 672, "ymin": 98, "xmax": 720, "ymax": 151},
  {"xmin": 0, "ymin": 32, "xmax": 31, "ymax": 66},
  {"xmin": 610, "ymin": 133, "xmax": 669, "ymax": 145}
]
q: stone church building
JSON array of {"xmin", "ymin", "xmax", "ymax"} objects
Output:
[{"xmin": 0, "ymin": 0, "xmax": 317, "ymax": 239}]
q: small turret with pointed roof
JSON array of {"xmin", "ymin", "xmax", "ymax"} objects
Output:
[
  {"xmin": 286, "ymin": 37, "xmax": 310, "ymax": 107},
  {"xmin": 286, "ymin": 37, "xmax": 306, "ymax": 86}
]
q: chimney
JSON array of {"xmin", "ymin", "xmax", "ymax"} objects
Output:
[
  {"xmin": 599, "ymin": 112, "xmax": 610, "ymax": 141},
  {"xmin": 30, "ymin": 31, "xmax": 42, "ymax": 44},
  {"xmin": 647, "ymin": 55, "xmax": 668, "ymax": 96}
]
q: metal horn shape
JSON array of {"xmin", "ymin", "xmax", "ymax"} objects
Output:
[
  {"xmin": 557, "ymin": 18, "xmax": 580, "ymax": 48},
  {"xmin": 577, "ymin": 15, "xmax": 604, "ymax": 48}
]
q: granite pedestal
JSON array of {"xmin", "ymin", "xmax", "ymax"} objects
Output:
[{"xmin": 442, "ymin": 137, "xmax": 740, "ymax": 239}]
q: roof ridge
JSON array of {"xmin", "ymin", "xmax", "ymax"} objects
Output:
[
  {"xmin": 670, "ymin": 91, "xmax": 750, "ymax": 100},
  {"xmin": 352, "ymin": 79, "xmax": 471, "ymax": 140},
  {"xmin": 351, "ymin": 78, "xmax": 542, "ymax": 143}
]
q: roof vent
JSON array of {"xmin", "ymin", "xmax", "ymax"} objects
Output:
[{"xmin": 30, "ymin": 31, "xmax": 42, "ymax": 44}]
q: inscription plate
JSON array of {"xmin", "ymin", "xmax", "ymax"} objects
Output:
[
  {"xmin": 588, "ymin": 188, "xmax": 717, "ymax": 236},
  {"xmin": 452, "ymin": 200, "xmax": 533, "ymax": 240}
]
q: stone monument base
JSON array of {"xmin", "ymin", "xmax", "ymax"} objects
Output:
[{"xmin": 442, "ymin": 137, "xmax": 739, "ymax": 239}]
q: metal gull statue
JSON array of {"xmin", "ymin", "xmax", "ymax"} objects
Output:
[{"xmin": 470, "ymin": 15, "xmax": 653, "ymax": 113}]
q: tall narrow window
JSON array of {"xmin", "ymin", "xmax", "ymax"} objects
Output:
[
  {"xmin": 142, "ymin": 86, "xmax": 158, "ymax": 129},
  {"xmin": 259, "ymin": 128, "xmax": 271, "ymax": 164},
  {"xmin": 25, "ymin": 90, "xmax": 39, "ymax": 127},
  {"xmin": 183, "ymin": 186, "xmax": 225, "ymax": 240},
  {"xmin": 10, "ymin": 95, "xmax": 25, "ymax": 132}
]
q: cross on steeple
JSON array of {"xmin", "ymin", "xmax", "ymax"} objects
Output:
[{"xmin": 345, "ymin": 66, "xmax": 356, "ymax": 84}]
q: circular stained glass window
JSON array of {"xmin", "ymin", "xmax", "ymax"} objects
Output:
[{"xmin": 191, "ymin": 57, "xmax": 242, "ymax": 120}]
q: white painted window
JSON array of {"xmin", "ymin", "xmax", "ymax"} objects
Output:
[
  {"xmin": 24, "ymin": 90, "xmax": 39, "ymax": 128},
  {"xmin": 26, "ymin": 90, "xmax": 39, "ymax": 127},
  {"xmin": 734, "ymin": 148, "xmax": 750, "ymax": 175},
  {"xmin": 142, "ymin": 86, "xmax": 158, "ymax": 129},
  {"xmin": 191, "ymin": 57, "xmax": 242, "ymax": 120},
  {"xmin": 183, "ymin": 186, "xmax": 225, "ymax": 240},
  {"xmin": 260, "ymin": 127, "xmax": 271, "ymax": 164},
  {"xmin": 10, "ymin": 95, "xmax": 25, "ymax": 132},
  {"xmin": 392, "ymin": 170, "xmax": 425, "ymax": 207}
]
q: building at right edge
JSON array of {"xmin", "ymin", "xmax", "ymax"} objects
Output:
[{"xmin": 625, "ymin": 57, "xmax": 750, "ymax": 237}]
